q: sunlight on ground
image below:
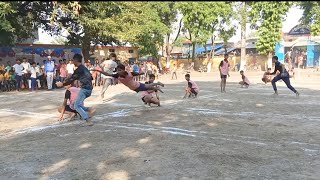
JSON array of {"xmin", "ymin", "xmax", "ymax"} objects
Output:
[
  {"xmin": 207, "ymin": 122, "xmax": 218, "ymax": 127},
  {"xmin": 39, "ymin": 105, "xmax": 58, "ymax": 110},
  {"xmin": 256, "ymin": 103, "xmax": 264, "ymax": 107},
  {"xmin": 122, "ymin": 148, "xmax": 140, "ymax": 158},
  {"xmin": 40, "ymin": 159, "xmax": 71, "ymax": 180},
  {"xmin": 147, "ymin": 121, "xmax": 162, "ymax": 125},
  {"xmin": 137, "ymin": 137, "xmax": 151, "ymax": 144},
  {"xmin": 102, "ymin": 170, "xmax": 130, "ymax": 180},
  {"xmin": 79, "ymin": 143, "xmax": 92, "ymax": 149},
  {"xmin": 97, "ymin": 161, "xmax": 108, "ymax": 177}
]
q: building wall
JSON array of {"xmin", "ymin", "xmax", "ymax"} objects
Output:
[
  {"xmin": 0, "ymin": 44, "xmax": 80, "ymax": 65},
  {"xmin": 92, "ymin": 46, "xmax": 139, "ymax": 62}
]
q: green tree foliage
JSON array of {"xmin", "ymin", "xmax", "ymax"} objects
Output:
[
  {"xmin": 299, "ymin": 2, "xmax": 320, "ymax": 36},
  {"xmin": 29, "ymin": 2, "xmax": 167, "ymax": 59},
  {"xmin": 177, "ymin": 2, "xmax": 233, "ymax": 63},
  {"xmin": 0, "ymin": 2, "xmax": 37, "ymax": 46},
  {"xmin": 250, "ymin": 2, "xmax": 292, "ymax": 56},
  {"xmin": 149, "ymin": 2, "xmax": 180, "ymax": 60},
  {"xmin": 172, "ymin": 36, "xmax": 185, "ymax": 48},
  {"xmin": 113, "ymin": 2, "xmax": 168, "ymax": 57},
  {"xmin": 219, "ymin": 26, "xmax": 236, "ymax": 53}
]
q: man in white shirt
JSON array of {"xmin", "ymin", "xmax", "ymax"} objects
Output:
[
  {"xmin": 66, "ymin": 59, "xmax": 75, "ymax": 78},
  {"xmin": 100, "ymin": 53, "xmax": 118, "ymax": 99},
  {"xmin": 27, "ymin": 62, "xmax": 40, "ymax": 92},
  {"xmin": 21, "ymin": 58, "xmax": 31, "ymax": 89},
  {"xmin": 12, "ymin": 59, "xmax": 23, "ymax": 91}
]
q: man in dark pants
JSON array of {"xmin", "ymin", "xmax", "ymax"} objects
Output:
[
  {"xmin": 56, "ymin": 54, "xmax": 95, "ymax": 126},
  {"xmin": 270, "ymin": 56, "xmax": 300, "ymax": 97}
]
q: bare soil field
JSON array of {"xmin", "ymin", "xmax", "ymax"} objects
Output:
[{"xmin": 0, "ymin": 70, "xmax": 319, "ymax": 180}]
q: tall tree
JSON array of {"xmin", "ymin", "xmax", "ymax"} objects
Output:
[
  {"xmin": 0, "ymin": 2, "xmax": 37, "ymax": 45},
  {"xmin": 219, "ymin": 25, "xmax": 236, "ymax": 53},
  {"xmin": 239, "ymin": 2, "xmax": 248, "ymax": 68},
  {"xmin": 112, "ymin": 2, "xmax": 168, "ymax": 58},
  {"xmin": 150, "ymin": 2, "xmax": 180, "ymax": 62},
  {"xmin": 177, "ymin": 2, "xmax": 233, "ymax": 67},
  {"xmin": 299, "ymin": 2, "xmax": 320, "ymax": 36},
  {"xmin": 250, "ymin": 2, "xmax": 292, "ymax": 67},
  {"xmin": 30, "ymin": 2, "xmax": 166, "ymax": 60}
]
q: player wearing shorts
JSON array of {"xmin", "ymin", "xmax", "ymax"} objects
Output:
[
  {"xmin": 58, "ymin": 82, "xmax": 81, "ymax": 121},
  {"xmin": 183, "ymin": 74, "xmax": 199, "ymax": 99},
  {"xmin": 141, "ymin": 74, "xmax": 160, "ymax": 106},
  {"xmin": 219, "ymin": 54, "xmax": 230, "ymax": 93}
]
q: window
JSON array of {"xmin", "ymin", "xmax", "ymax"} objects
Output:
[
  {"xmin": 109, "ymin": 49, "xmax": 115, "ymax": 53},
  {"xmin": 128, "ymin": 49, "xmax": 134, "ymax": 53}
]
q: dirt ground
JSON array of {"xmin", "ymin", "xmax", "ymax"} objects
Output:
[{"xmin": 0, "ymin": 70, "xmax": 320, "ymax": 180}]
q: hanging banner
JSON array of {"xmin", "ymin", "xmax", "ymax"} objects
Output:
[{"xmin": 275, "ymin": 41, "xmax": 285, "ymax": 63}]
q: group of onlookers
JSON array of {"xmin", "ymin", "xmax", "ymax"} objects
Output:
[
  {"xmin": 0, "ymin": 54, "xmax": 166, "ymax": 93},
  {"xmin": 0, "ymin": 56, "xmax": 76, "ymax": 92}
]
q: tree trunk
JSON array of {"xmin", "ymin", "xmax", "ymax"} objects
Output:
[
  {"xmin": 204, "ymin": 44, "xmax": 207, "ymax": 58},
  {"xmin": 240, "ymin": 1, "xmax": 247, "ymax": 71},
  {"xmin": 165, "ymin": 33, "xmax": 170, "ymax": 64},
  {"xmin": 267, "ymin": 52, "xmax": 273, "ymax": 69},
  {"xmin": 192, "ymin": 42, "xmax": 196, "ymax": 63},
  {"xmin": 209, "ymin": 36, "xmax": 215, "ymax": 65},
  {"xmin": 81, "ymin": 38, "xmax": 91, "ymax": 63}
]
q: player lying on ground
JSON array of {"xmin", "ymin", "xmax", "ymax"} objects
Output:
[
  {"xmin": 183, "ymin": 74, "xmax": 199, "ymax": 99},
  {"xmin": 141, "ymin": 74, "xmax": 160, "ymax": 106},
  {"xmin": 92, "ymin": 64, "xmax": 165, "ymax": 93},
  {"xmin": 239, "ymin": 70, "xmax": 250, "ymax": 88}
]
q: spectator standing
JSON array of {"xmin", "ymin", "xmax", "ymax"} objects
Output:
[
  {"xmin": 13, "ymin": 59, "xmax": 23, "ymax": 91},
  {"xmin": 66, "ymin": 59, "xmax": 75, "ymax": 78},
  {"xmin": 44, "ymin": 56, "xmax": 56, "ymax": 90}
]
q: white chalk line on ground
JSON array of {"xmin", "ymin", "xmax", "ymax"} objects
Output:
[
  {"xmin": 0, "ymin": 109, "xmax": 57, "ymax": 118},
  {"xmin": 185, "ymin": 108, "xmax": 320, "ymax": 122},
  {"xmin": 1, "ymin": 92, "xmax": 320, "ymax": 154},
  {"xmin": 51, "ymin": 121, "xmax": 320, "ymax": 153},
  {"xmin": 1, "ymin": 108, "xmax": 319, "ymax": 154}
]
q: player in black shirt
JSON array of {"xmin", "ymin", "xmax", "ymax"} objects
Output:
[{"xmin": 270, "ymin": 56, "xmax": 299, "ymax": 97}]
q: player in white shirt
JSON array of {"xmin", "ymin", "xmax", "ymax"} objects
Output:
[
  {"xmin": 100, "ymin": 53, "xmax": 118, "ymax": 99},
  {"xmin": 12, "ymin": 59, "xmax": 24, "ymax": 91}
]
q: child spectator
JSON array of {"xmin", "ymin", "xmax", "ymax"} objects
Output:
[{"xmin": 0, "ymin": 70, "xmax": 4, "ymax": 91}]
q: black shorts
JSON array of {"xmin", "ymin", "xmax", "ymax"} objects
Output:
[
  {"xmin": 221, "ymin": 75, "xmax": 227, "ymax": 79},
  {"xmin": 141, "ymin": 96, "xmax": 146, "ymax": 103},
  {"xmin": 134, "ymin": 83, "xmax": 148, "ymax": 93},
  {"xmin": 190, "ymin": 88, "xmax": 198, "ymax": 95},
  {"xmin": 65, "ymin": 105, "xmax": 77, "ymax": 113}
]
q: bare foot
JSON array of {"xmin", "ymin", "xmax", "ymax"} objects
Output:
[
  {"xmin": 69, "ymin": 113, "xmax": 77, "ymax": 121},
  {"xmin": 81, "ymin": 119, "xmax": 94, "ymax": 126},
  {"xmin": 88, "ymin": 108, "xmax": 96, "ymax": 118}
]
